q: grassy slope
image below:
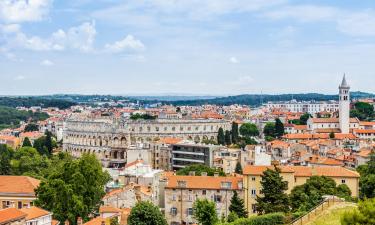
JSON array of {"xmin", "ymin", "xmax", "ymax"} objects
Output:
[{"xmin": 306, "ymin": 203, "xmax": 357, "ymax": 225}]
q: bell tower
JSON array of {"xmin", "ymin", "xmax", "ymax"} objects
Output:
[{"xmin": 339, "ymin": 74, "xmax": 350, "ymax": 134}]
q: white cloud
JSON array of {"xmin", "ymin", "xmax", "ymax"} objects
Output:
[
  {"xmin": 14, "ymin": 75, "xmax": 25, "ymax": 80},
  {"xmin": 0, "ymin": 0, "xmax": 52, "ymax": 23},
  {"xmin": 337, "ymin": 11, "xmax": 375, "ymax": 37},
  {"xmin": 4, "ymin": 21, "xmax": 97, "ymax": 52},
  {"xmin": 229, "ymin": 56, "xmax": 239, "ymax": 64},
  {"xmin": 40, "ymin": 59, "xmax": 54, "ymax": 66},
  {"xmin": 0, "ymin": 24, "xmax": 20, "ymax": 33},
  {"xmin": 104, "ymin": 35, "xmax": 145, "ymax": 53},
  {"xmin": 261, "ymin": 5, "xmax": 375, "ymax": 37}
]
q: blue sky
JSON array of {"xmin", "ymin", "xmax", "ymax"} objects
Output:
[{"xmin": 1, "ymin": 0, "xmax": 375, "ymax": 95}]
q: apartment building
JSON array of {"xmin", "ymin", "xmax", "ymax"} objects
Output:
[
  {"xmin": 164, "ymin": 175, "xmax": 243, "ymax": 225},
  {"xmin": 243, "ymin": 165, "xmax": 360, "ymax": 215}
]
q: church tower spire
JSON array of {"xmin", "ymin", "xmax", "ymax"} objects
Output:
[{"xmin": 339, "ymin": 74, "xmax": 350, "ymax": 134}]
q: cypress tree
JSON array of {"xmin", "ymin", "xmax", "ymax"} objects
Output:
[
  {"xmin": 274, "ymin": 118, "xmax": 284, "ymax": 138},
  {"xmin": 231, "ymin": 122, "xmax": 239, "ymax": 144},
  {"xmin": 235, "ymin": 161, "xmax": 243, "ymax": 174},
  {"xmin": 22, "ymin": 137, "xmax": 32, "ymax": 147},
  {"xmin": 229, "ymin": 191, "xmax": 248, "ymax": 218},
  {"xmin": 225, "ymin": 130, "xmax": 232, "ymax": 145},
  {"xmin": 217, "ymin": 128, "xmax": 225, "ymax": 145}
]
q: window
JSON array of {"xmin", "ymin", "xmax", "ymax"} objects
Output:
[
  {"xmin": 172, "ymin": 195, "xmax": 176, "ymax": 201},
  {"xmin": 202, "ymin": 190, "xmax": 206, "ymax": 195},
  {"xmin": 341, "ymin": 179, "xmax": 346, "ymax": 184},
  {"xmin": 18, "ymin": 201, "xmax": 22, "ymax": 209},
  {"xmin": 214, "ymin": 195, "xmax": 222, "ymax": 203},
  {"xmin": 252, "ymin": 204, "xmax": 257, "ymax": 214},
  {"xmin": 251, "ymin": 177, "xmax": 256, "ymax": 181},
  {"xmin": 187, "ymin": 208, "xmax": 193, "ymax": 216},
  {"xmin": 251, "ymin": 189, "xmax": 256, "ymax": 196},
  {"xmin": 170, "ymin": 207, "xmax": 178, "ymax": 216}
]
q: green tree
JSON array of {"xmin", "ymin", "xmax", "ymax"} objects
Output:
[
  {"xmin": 10, "ymin": 147, "xmax": 50, "ymax": 177},
  {"xmin": 0, "ymin": 144, "xmax": 13, "ymax": 175},
  {"xmin": 45, "ymin": 131, "xmax": 53, "ymax": 155},
  {"xmin": 358, "ymin": 153, "xmax": 375, "ymax": 199},
  {"xmin": 274, "ymin": 118, "xmax": 284, "ymax": 138},
  {"xmin": 342, "ymin": 198, "xmax": 375, "ymax": 225},
  {"xmin": 231, "ymin": 122, "xmax": 239, "ymax": 144},
  {"xmin": 227, "ymin": 211, "xmax": 239, "ymax": 222},
  {"xmin": 34, "ymin": 154, "xmax": 110, "ymax": 224},
  {"xmin": 239, "ymin": 123, "xmax": 259, "ymax": 137},
  {"xmin": 263, "ymin": 122, "xmax": 276, "ymax": 138},
  {"xmin": 193, "ymin": 198, "xmax": 218, "ymax": 225},
  {"xmin": 299, "ymin": 113, "xmax": 311, "ymax": 125},
  {"xmin": 110, "ymin": 217, "xmax": 119, "ymax": 225},
  {"xmin": 176, "ymin": 164, "xmax": 225, "ymax": 176},
  {"xmin": 225, "ymin": 130, "xmax": 232, "ymax": 145},
  {"xmin": 22, "ymin": 137, "xmax": 32, "ymax": 147},
  {"xmin": 127, "ymin": 201, "xmax": 167, "ymax": 225},
  {"xmin": 235, "ymin": 162, "xmax": 243, "ymax": 174},
  {"xmin": 255, "ymin": 166, "xmax": 289, "ymax": 214},
  {"xmin": 24, "ymin": 123, "xmax": 39, "ymax": 132},
  {"xmin": 350, "ymin": 102, "xmax": 374, "ymax": 121},
  {"xmin": 289, "ymin": 176, "xmax": 351, "ymax": 212},
  {"xmin": 217, "ymin": 127, "xmax": 225, "ymax": 145},
  {"xmin": 229, "ymin": 191, "xmax": 248, "ymax": 218}
]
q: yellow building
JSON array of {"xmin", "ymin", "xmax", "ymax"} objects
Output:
[
  {"xmin": 243, "ymin": 166, "xmax": 360, "ymax": 215},
  {"xmin": 0, "ymin": 176, "xmax": 40, "ymax": 210}
]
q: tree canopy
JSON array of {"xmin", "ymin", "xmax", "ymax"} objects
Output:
[
  {"xmin": 350, "ymin": 102, "xmax": 374, "ymax": 121},
  {"xmin": 255, "ymin": 166, "xmax": 289, "ymax": 214},
  {"xmin": 0, "ymin": 144, "xmax": 13, "ymax": 175},
  {"xmin": 342, "ymin": 198, "xmax": 375, "ymax": 225},
  {"xmin": 357, "ymin": 153, "xmax": 375, "ymax": 199},
  {"xmin": 0, "ymin": 106, "xmax": 49, "ymax": 129},
  {"xmin": 289, "ymin": 176, "xmax": 351, "ymax": 213},
  {"xmin": 239, "ymin": 123, "xmax": 259, "ymax": 137},
  {"xmin": 127, "ymin": 201, "xmax": 167, "ymax": 225},
  {"xmin": 229, "ymin": 191, "xmax": 248, "ymax": 218},
  {"xmin": 35, "ymin": 154, "xmax": 110, "ymax": 224},
  {"xmin": 176, "ymin": 164, "xmax": 225, "ymax": 176},
  {"xmin": 217, "ymin": 127, "xmax": 225, "ymax": 145},
  {"xmin": 193, "ymin": 198, "xmax": 218, "ymax": 225},
  {"xmin": 25, "ymin": 123, "xmax": 39, "ymax": 132},
  {"xmin": 231, "ymin": 122, "xmax": 239, "ymax": 144}
]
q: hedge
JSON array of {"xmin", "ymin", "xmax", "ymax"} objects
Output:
[{"xmin": 229, "ymin": 213, "xmax": 285, "ymax": 225}]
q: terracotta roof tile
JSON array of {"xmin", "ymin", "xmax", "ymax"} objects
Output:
[
  {"xmin": 0, "ymin": 176, "xmax": 40, "ymax": 196},
  {"xmin": 0, "ymin": 208, "xmax": 27, "ymax": 224},
  {"xmin": 20, "ymin": 207, "xmax": 50, "ymax": 220}
]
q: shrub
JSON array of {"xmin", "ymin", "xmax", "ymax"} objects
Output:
[{"xmin": 230, "ymin": 213, "xmax": 285, "ymax": 225}]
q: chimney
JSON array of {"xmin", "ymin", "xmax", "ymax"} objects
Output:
[
  {"xmin": 188, "ymin": 171, "xmax": 195, "ymax": 176},
  {"xmin": 65, "ymin": 220, "xmax": 70, "ymax": 225},
  {"xmin": 77, "ymin": 217, "xmax": 82, "ymax": 225}
]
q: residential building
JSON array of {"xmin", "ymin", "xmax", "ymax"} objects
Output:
[
  {"xmin": 20, "ymin": 207, "xmax": 53, "ymax": 225},
  {"xmin": 164, "ymin": 175, "xmax": 243, "ymax": 225},
  {"xmin": 171, "ymin": 143, "xmax": 220, "ymax": 170},
  {"xmin": 0, "ymin": 176, "xmax": 40, "ymax": 210},
  {"xmin": 243, "ymin": 165, "xmax": 360, "ymax": 215},
  {"xmin": 0, "ymin": 208, "xmax": 26, "ymax": 225}
]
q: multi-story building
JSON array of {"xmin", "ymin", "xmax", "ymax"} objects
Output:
[
  {"xmin": 171, "ymin": 143, "xmax": 221, "ymax": 170},
  {"xmin": 265, "ymin": 100, "xmax": 339, "ymax": 114},
  {"xmin": 0, "ymin": 176, "xmax": 40, "ymax": 210},
  {"xmin": 243, "ymin": 165, "xmax": 360, "ymax": 215},
  {"xmin": 164, "ymin": 175, "xmax": 243, "ymax": 225}
]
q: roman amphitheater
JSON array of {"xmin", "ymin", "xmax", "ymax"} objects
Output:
[{"xmin": 63, "ymin": 116, "xmax": 231, "ymax": 166}]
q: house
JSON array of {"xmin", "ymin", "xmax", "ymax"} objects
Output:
[
  {"xmin": 243, "ymin": 165, "xmax": 360, "ymax": 215},
  {"xmin": 0, "ymin": 136, "xmax": 21, "ymax": 149},
  {"xmin": 0, "ymin": 208, "xmax": 26, "ymax": 225},
  {"xmin": 20, "ymin": 207, "xmax": 53, "ymax": 225},
  {"xmin": 164, "ymin": 174, "xmax": 243, "ymax": 225},
  {"xmin": 0, "ymin": 176, "xmax": 40, "ymax": 210}
]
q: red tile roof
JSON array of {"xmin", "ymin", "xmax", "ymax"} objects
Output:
[
  {"xmin": 0, "ymin": 176, "xmax": 40, "ymax": 196},
  {"xmin": 0, "ymin": 208, "xmax": 27, "ymax": 225},
  {"xmin": 166, "ymin": 175, "xmax": 242, "ymax": 190},
  {"xmin": 20, "ymin": 207, "xmax": 50, "ymax": 220}
]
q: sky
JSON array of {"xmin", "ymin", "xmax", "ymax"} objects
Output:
[{"xmin": 1, "ymin": 0, "xmax": 375, "ymax": 96}]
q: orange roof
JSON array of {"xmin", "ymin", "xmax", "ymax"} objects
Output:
[
  {"xmin": 0, "ymin": 135, "xmax": 19, "ymax": 142},
  {"xmin": 166, "ymin": 175, "xmax": 242, "ymax": 190},
  {"xmin": 359, "ymin": 121, "xmax": 375, "ymax": 126},
  {"xmin": 311, "ymin": 118, "xmax": 359, "ymax": 123},
  {"xmin": 354, "ymin": 129, "xmax": 375, "ymax": 134},
  {"xmin": 243, "ymin": 165, "xmax": 359, "ymax": 178},
  {"xmin": 124, "ymin": 159, "xmax": 144, "ymax": 169},
  {"xmin": 157, "ymin": 137, "xmax": 183, "ymax": 145},
  {"xmin": 52, "ymin": 220, "xmax": 60, "ymax": 225},
  {"xmin": 294, "ymin": 125, "xmax": 307, "ymax": 130},
  {"xmin": 20, "ymin": 207, "xmax": 50, "ymax": 220},
  {"xmin": 314, "ymin": 128, "xmax": 341, "ymax": 133},
  {"xmin": 99, "ymin": 206, "xmax": 122, "ymax": 214},
  {"xmin": 357, "ymin": 149, "xmax": 373, "ymax": 158},
  {"xmin": 0, "ymin": 176, "xmax": 40, "ymax": 196},
  {"xmin": 0, "ymin": 208, "xmax": 26, "ymax": 224},
  {"xmin": 83, "ymin": 217, "xmax": 109, "ymax": 225},
  {"xmin": 20, "ymin": 132, "xmax": 43, "ymax": 138}
]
